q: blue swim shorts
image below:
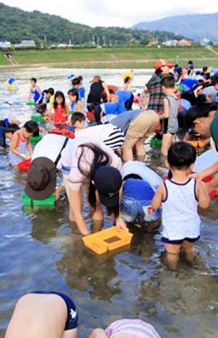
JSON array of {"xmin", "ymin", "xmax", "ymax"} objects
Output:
[{"xmin": 33, "ymin": 291, "xmax": 78, "ymax": 330}]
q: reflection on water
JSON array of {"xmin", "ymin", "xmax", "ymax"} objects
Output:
[{"xmin": 0, "ymin": 68, "xmax": 218, "ymax": 338}]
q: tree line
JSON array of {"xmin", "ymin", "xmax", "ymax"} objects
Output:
[{"xmin": 0, "ymin": 3, "xmax": 185, "ymax": 46}]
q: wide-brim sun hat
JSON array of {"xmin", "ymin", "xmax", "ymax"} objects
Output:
[
  {"xmin": 90, "ymin": 75, "xmax": 102, "ymax": 83},
  {"xmin": 25, "ymin": 157, "xmax": 57, "ymax": 200}
]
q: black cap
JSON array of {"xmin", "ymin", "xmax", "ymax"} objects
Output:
[{"xmin": 93, "ymin": 166, "xmax": 122, "ymax": 208}]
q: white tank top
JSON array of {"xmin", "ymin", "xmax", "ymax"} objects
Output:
[
  {"xmin": 162, "ymin": 178, "xmax": 201, "ymax": 240},
  {"xmin": 9, "ymin": 132, "xmax": 28, "ymax": 166}
]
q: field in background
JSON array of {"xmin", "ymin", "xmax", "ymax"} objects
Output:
[
  {"xmin": 1, "ymin": 47, "xmax": 218, "ymax": 69},
  {"xmin": 0, "ymin": 53, "xmax": 11, "ymax": 65}
]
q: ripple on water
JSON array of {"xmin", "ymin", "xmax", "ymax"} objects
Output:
[{"xmin": 0, "ymin": 68, "xmax": 218, "ymax": 338}]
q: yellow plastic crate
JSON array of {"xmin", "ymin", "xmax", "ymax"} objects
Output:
[{"xmin": 82, "ymin": 226, "xmax": 133, "ymax": 255}]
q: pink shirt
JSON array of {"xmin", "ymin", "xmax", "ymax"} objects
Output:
[
  {"xmin": 105, "ymin": 319, "xmax": 161, "ymax": 338},
  {"xmin": 61, "ymin": 136, "xmax": 122, "ymax": 190}
]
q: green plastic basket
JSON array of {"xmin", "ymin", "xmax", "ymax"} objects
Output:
[
  {"xmin": 150, "ymin": 138, "xmax": 162, "ymax": 147},
  {"xmin": 31, "ymin": 115, "xmax": 45, "ymax": 123},
  {"xmin": 29, "ymin": 135, "xmax": 43, "ymax": 145},
  {"xmin": 21, "ymin": 193, "xmax": 55, "ymax": 206},
  {"xmin": 26, "ymin": 101, "xmax": 36, "ymax": 106}
]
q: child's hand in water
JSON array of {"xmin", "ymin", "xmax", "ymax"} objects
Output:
[
  {"xmin": 115, "ymin": 214, "xmax": 129, "ymax": 232},
  {"xmin": 25, "ymin": 154, "xmax": 31, "ymax": 160}
]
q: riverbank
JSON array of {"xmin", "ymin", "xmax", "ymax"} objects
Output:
[{"xmin": 1, "ymin": 46, "xmax": 218, "ymax": 69}]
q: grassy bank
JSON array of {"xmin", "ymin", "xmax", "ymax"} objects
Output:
[
  {"xmin": 1, "ymin": 46, "xmax": 218, "ymax": 68},
  {"xmin": 0, "ymin": 53, "xmax": 11, "ymax": 65}
]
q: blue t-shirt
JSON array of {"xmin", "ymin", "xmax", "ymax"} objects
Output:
[
  {"xmin": 181, "ymin": 78, "xmax": 198, "ymax": 90},
  {"xmin": 115, "ymin": 90, "xmax": 131, "ymax": 104},
  {"xmin": 104, "ymin": 102, "xmax": 126, "ymax": 115},
  {"xmin": 31, "ymin": 88, "xmax": 42, "ymax": 103},
  {"xmin": 77, "ymin": 87, "xmax": 85, "ymax": 100},
  {"xmin": 123, "ymin": 178, "xmax": 155, "ymax": 201},
  {"xmin": 70, "ymin": 101, "xmax": 76, "ymax": 110},
  {"xmin": 3, "ymin": 118, "xmax": 10, "ymax": 127},
  {"xmin": 111, "ymin": 109, "xmax": 142, "ymax": 134}
]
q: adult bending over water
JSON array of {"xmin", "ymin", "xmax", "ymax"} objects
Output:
[
  {"xmin": 5, "ymin": 291, "xmax": 78, "ymax": 338},
  {"xmin": 61, "ymin": 136, "xmax": 128, "ymax": 235},
  {"xmin": 185, "ymin": 102, "xmax": 218, "ymax": 182}
]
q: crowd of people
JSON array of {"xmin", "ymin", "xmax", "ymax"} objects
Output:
[{"xmin": 1, "ymin": 59, "xmax": 218, "ymax": 336}]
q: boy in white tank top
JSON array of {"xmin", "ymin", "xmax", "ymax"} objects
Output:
[{"xmin": 152, "ymin": 142, "xmax": 210, "ymax": 269}]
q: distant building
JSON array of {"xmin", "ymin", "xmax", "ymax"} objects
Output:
[
  {"xmin": 0, "ymin": 41, "xmax": 12, "ymax": 48},
  {"xmin": 21, "ymin": 40, "xmax": 36, "ymax": 47},
  {"xmin": 177, "ymin": 39, "xmax": 192, "ymax": 47},
  {"xmin": 14, "ymin": 40, "xmax": 36, "ymax": 49},
  {"xmin": 162, "ymin": 40, "xmax": 178, "ymax": 47},
  {"xmin": 201, "ymin": 38, "xmax": 211, "ymax": 46},
  {"xmin": 146, "ymin": 41, "xmax": 158, "ymax": 47}
]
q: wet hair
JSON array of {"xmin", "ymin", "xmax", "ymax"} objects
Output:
[
  {"xmin": 36, "ymin": 103, "xmax": 47, "ymax": 115},
  {"xmin": 87, "ymin": 103, "xmax": 94, "ymax": 112},
  {"xmin": 122, "ymin": 174, "xmax": 142, "ymax": 181},
  {"xmin": 211, "ymin": 76, "xmax": 218, "ymax": 86},
  {"xmin": 71, "ymin": 112, "xmax": 85, "ymax": 125},
  {"xmin": 54, "ymin": 91, "xmax": 66, "ymax": 109},
  {"xmin": 161, "ymin": 74, "xmax": 175, "ymax": 88},
  {"xmin": 109, "ymin": 89, "xmax": 115, "ymax": 94},
  {"xmin": 77, "ymin": 143, "xmax": 119, "ymax": 217},
  {"xmin": 47, "ymin": 87, "xmax": 54, "ymax": 95},
  {"xmin": 0, "ymin": 120, "xmax": 7, "ymax": 128},
  {"xmin": 168, "ymin": 142, "xmax": 196, "ymax": 170},
  {"xmin": 124, "ymin": 76, "xmax": 131, "ymax": 84},
  {"xmin": 72, "ymin": 77, "xmax": 81, "ymax": 86},
  {"xmin": 185, "ymin": 102, "xmax": 217, "ymax": 129},
  {"xmin": 30, "ymin": 78, "xmax": 37, "ymax": 83},
  {"xmin": 155, "ymin": 68, "xmax": 162, "ymax": 76},
  {"xmin": 24, "ymin": 120, "xmax": 39, "ymax": 136},
  {"xmin": 177, "ymin": 67, "xmax": 183, "ymax": 76},
  {"xmin": 5, "ymin": 124, "xmax": 20, "ymax": 134},
  {"xmin": 68, "ymin": 88, "xmax": 79, "ymax": 102}
]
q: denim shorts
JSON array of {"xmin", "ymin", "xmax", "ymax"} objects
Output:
[{"xmin": 120, "ymin": 196, "xmax": 161, "ymax": 223}]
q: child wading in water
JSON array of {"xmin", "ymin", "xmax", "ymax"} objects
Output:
[
  {"xmin": 152, "ymin": 142, "xmax": 210, "ymax": 269},
  {"xmin": 50, "ymin": 91, "xmax": 69, "ymax": 126},
  {"xmin": 159, "ymin": 74, "xmax": 179, "ymax": 156},
  {"xmin": 9, "ymin": 120, "xmax": 39, "ymax": 167}
]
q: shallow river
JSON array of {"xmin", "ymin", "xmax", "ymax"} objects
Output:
[{"xmin": 0, "ymin": 68, "xmax": 218, "ymax": 338}]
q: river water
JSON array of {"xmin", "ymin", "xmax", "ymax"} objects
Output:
[{"xmin": 0, "ymin": 68, "xmax": 218, "ymax": 338}]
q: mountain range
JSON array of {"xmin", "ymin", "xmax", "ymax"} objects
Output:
[
  {"xmin": 132, "ymin": 13, "xmax": 218, "ymax": 43},
  {"xmin": 0, "ymin": 3, "xmax": 216, "ymax": 45},
  {"xmin": 0, "ymin": 3, "xmax": 183, "ymax": 45}
]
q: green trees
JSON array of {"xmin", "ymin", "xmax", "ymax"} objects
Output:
[{"xmin": 0, "ymin": 3, "xmax": 184, "ymax": 46}]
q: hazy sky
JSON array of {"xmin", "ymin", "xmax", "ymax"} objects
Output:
[{"xmin": 2, "ymin": 0, "xmax": 218, "ymax": 27}]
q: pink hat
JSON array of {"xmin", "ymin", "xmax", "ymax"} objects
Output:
[{"xmin": 154, "ymin": 59, "xmax": 174, "ymax": 70}]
